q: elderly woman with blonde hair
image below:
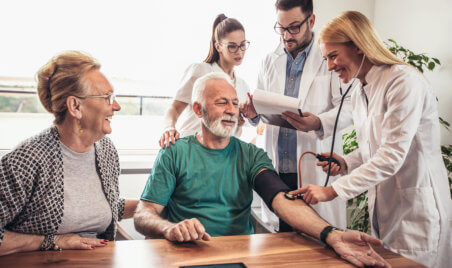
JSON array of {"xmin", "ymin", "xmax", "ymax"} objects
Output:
[
  {"xmin": 0, "ymin": 51, "xmax": 137, "ymax": 256},
  {"xmin": 290, "ymin": 11, "xmax": 451, "ymax": 268}
]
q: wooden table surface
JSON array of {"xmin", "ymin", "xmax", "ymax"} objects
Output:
[{"xmin": 0, "ymin": 233, "xmax": 423, "ymax": 268}]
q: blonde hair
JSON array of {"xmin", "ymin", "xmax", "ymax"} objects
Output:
[
  {"xmin": 36, "ymin": 51, "xmax": 100, "ymax": 125},
  {"xmin": 319, "ymin": 11, "xmax": 406, "ymax": 66}
]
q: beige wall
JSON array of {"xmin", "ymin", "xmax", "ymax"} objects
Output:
[
  {"xmin": 373, "ymin": 0, "xmax": 452, "ymax": 145},
  {"xmin": 314, "ymin": 0, "xmax": 375, "ymax": 32}
]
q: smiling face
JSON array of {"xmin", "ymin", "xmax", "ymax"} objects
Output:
[
  {"xmin": 79, "ymin": 69, "xmax": 121, "ymax": 140},
  {"xmin": 215, "ymin": 30, "xmax": 247, "ymax": 66},
  {"xmin": 276, "ymin": 7, "xmax": 314, "ymax": 56},
  {"xmin": 198, "ymin": 79, "xmax": 239, "ymax": 138},
  {"xmin": 320, "ymin": 42, "xmax": 364, "ymax": 83}
]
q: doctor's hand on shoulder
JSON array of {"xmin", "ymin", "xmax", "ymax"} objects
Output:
[
  {"xmin": 159, "ymin": 127, "xmax": 180, "ymax": 149},
  {"xmin": 281, "ymin": 111, "xmax": 321, "ymax": 132}
]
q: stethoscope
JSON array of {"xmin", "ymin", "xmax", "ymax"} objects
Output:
[{"xmin": 286, "ymin": 55, "xmax": 366, "ymax": 200}]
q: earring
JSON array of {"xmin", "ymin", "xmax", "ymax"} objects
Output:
[{"xmin": 77, "ymin": 121, "xmax": 83, "ymax": 134}]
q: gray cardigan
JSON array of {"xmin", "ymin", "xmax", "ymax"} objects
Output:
[{"xmin": 0, "ymin": 126, "xmax": 125, "ymax": 244}]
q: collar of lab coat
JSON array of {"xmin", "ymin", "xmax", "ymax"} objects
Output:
[{"xmin": 364, "ymin": 64, "xmax": 382, "ymax": 86}]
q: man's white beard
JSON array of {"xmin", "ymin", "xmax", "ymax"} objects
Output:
[{"xmin": 202, "ymin": 109, "xmax": 238, "ymax": 138}]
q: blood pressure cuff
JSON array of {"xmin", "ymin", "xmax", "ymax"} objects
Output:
[{"xmin": 254, "ymin": 169, "xmax": 291, "ymax": 211}]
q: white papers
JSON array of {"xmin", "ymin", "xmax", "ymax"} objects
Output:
[{"xmin": 253, "ymin": 89, "xmax": 300, "ymax": 114}]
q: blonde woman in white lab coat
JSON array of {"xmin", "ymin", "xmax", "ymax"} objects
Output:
[
  {"xmin": 159, "ymin": 14, "xmax": 250, "ymax": 147},
  {"xmin": 289, "ymin": 11, "xmax": 451, "ymax": 268}
]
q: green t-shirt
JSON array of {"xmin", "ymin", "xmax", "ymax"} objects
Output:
[{"xmin": 140, "ymin": 135, "xmax": 274, "ymax": 237}]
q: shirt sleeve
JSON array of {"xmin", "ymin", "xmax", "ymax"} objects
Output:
[
  {"xmin": 140, "ymin": 148, "xmax": 177, "ymax": 206},
  {"xmin": 174, "ymin": 63, "xmax": 204, "ymax": 104},
  {"xmin": 248, "ymin": 144, "xmax": 275, "ymax": 186},
  {"xmin": 117, "ymin": 198, "xmax": 126, "ymax": 221},
  {"xmin": 0, "ymin": 151, "xmax": 35, "ymax": 245}
]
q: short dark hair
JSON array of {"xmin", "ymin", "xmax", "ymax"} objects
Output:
[{"xmin": 275, "ymin": 0, "xmax": 313, "ymax": 15}]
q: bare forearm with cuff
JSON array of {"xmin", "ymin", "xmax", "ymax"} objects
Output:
[
  {"xmin": 272, "ymin": 193, "xmax": 330, "ymax": 240},
  {"xmin": 253, "ymin": 169, "xmax": 330, "ymax": 240}
]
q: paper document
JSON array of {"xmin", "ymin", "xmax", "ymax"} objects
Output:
[
  {"xmin": 253, "ymin": 89, "xmax": 302, "ymax": 130},
  {"xmin": 253, "ymin": 89, "xmax": 300, "ymax": 114}
]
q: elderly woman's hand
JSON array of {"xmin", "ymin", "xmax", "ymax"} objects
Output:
[{"xmin": 55, "ymin": 234, "xmax": 108, "ymax": 250}]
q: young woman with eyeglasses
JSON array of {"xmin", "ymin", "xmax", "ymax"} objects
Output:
[{"xmin": 159, "ymin": 14, "xmax": 250, "ymax": 148}]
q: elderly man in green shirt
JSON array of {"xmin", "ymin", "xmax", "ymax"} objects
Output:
[{"xmin": 134, "ymin": 72, "xmax": 389, "ymax": 267}]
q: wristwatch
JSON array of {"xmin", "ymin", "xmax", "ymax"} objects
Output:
[{"xmin": 320, "ymin": 226, "xmax": 341, "ymax": 248}]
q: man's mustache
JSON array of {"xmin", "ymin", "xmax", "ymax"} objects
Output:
[{"xmin": 221, "ymin": 115, "xmax": 238, "ymax": 123}]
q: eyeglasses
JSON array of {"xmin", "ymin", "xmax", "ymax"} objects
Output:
[
  {"xmin": 75, "ymin": 93, "xmax": 116, "ymax": 105},
  {"xmin": 219, "ymin": 40, "xmax": 250, "ymax": 53},
  {"xmin": 274, "ymin": 14, "xmax": 311, "ymax": 35}
]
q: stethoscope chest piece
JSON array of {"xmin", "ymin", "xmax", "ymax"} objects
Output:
[{"xmin": 284, "ymin": 192, "xmax": 304, "ymax": 200}]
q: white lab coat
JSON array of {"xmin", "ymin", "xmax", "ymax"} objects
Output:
[
  {"xmin": 257, "ymin": 40, "xmax": 353, "ymax": 230},
  {"xmin": 332, "ymin": 64, "xmax": 451, "ymax": 268}
]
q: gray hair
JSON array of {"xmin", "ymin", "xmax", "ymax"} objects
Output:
[{"xmin": 191, "ymin": 72, "xmax": 233, "ymax": 106}]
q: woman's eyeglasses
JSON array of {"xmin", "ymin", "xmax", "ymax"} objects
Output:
[
  {"xmin": 75, "ymin": 93, "xmax": 116, "ymax": 105},
  {"xmin": 220, "ymin": 41, "xmax": 250, "ymax": 53}
]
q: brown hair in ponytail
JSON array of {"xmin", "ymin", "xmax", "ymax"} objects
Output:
[{"xmin": 204, "ymin": 14, "xmax": 245, "ymax": 63}]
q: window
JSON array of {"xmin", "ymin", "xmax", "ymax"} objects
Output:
[{"xmin": 0, "ymin": 1, "xmax": 278, "ymax": 152}]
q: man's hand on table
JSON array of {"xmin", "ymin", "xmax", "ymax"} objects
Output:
[
  {"xmin": 327, "ymin": 230, "xmax": 391, "ymax": 267},
  {"xmin": 163, "ymin": 218, "xmax": 211, "ymax": 242}
]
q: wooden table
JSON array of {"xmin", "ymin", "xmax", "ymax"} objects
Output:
[{"xmin": 0, "ymin": 233, "xmax": 423, "ymax": 268}]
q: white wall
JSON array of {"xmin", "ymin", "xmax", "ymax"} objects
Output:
[
  {"xmin": 314, "ymin": 0, "xmax": 375, "ymax": 32},
  {"xmin": 373, "ymin": 0, "xmax": 452, "ymax": 145}
]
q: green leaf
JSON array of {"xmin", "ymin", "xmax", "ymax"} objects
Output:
[
  {"xmin": 428, "ymin": 62, "xmax": 435, "ymax": 70},
  {"xmin": 432, "ymin": 58, "xmax": 441, "ymax": 64}
]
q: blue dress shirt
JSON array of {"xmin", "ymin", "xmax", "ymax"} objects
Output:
[{"xmin": 277, "ymin": 38, "xmax": 314, "ymax": 173}]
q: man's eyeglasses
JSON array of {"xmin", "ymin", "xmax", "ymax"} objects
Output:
[
  {"xmin": 75, "ymin": 93, "xmax": 116, "ymax": 105},
  {"xmin": 274, "ymin": 14, "xmax": 311, "ymax": 35},
  {"xmin": 220, "ymin": 40, "xmax": 250, "ymax": 53}
]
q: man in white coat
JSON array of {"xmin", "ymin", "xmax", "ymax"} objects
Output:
[{"xmin": 242, "ymin": 0, "xmax": 353, "ymax": 232}]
